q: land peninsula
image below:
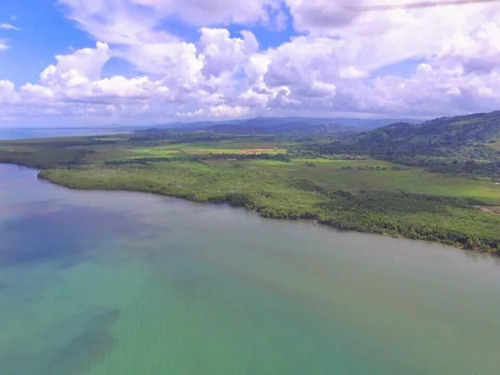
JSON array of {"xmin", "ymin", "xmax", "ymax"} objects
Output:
[{"xmin": 1, "ymin": 112, "xmax": 499, "ymax": 255}]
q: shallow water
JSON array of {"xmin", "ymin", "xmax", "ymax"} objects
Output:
[{"xmin": 1, "ymin": 163, "xmax": 500, "ymax": 374}]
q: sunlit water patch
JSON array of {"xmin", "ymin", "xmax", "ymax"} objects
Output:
[{"xmin": 1, "ymin": 164, "xmax": 500, "ymax": 374}]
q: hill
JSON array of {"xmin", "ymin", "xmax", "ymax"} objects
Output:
[
  {"xmin": 308, "ymin": 111, "xmax": 500, "ymax": 176},
  {"xmin": 146, "ymin": 116, "xmax": 420, "ymax": 136}
]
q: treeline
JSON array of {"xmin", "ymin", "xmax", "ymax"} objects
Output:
[
  {"xmin": 131, "ymin": 130, "xmax": 277, "ymax": 144},
  {"xmin": 37, "ymin": 159, "xmax": 500, "ymax": 254},
  {"xmin": 104, "ymin": 152, "xmax": 291, "ymax": 166},
  {"xmin": 250, "ymin": 189, "xmax": 499, "ymax": 252},
  {"xmin": 209, "ymin": 189, "xmax": 499, "ymax": 252},
  {"xmin": 0, "ymin": 149, "xmax": 92, "ymax": 169}
]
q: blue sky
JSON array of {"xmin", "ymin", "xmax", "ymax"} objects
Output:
[
  {"xmin": 0, "ymin": 0, "xmax": 298, "ymax": 83},
  {"xmin": 0, "ymin": 1, "xmax": 93, "ymax": 84},
  {"xmin": 0, "ymin": 0, "xmax": 499, "ymax": 126}
]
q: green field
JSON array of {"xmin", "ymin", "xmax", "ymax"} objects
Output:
[
  {"xmin": 1, "ymin": 133, "xmax": 499, "ymax": 254},
  {"xmin": 240, "ymin": 159, "xmax": 500, "ymax": 204}
]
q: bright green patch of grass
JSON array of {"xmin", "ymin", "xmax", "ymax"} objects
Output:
[{"xmin": 220, "ymin": 159, "xmax": 500, "ymax": 204}]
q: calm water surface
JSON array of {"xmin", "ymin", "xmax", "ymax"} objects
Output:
[
  {"xmin": 0, "ymin": 127, "xmax": 130, "ymax": 140},
  {"xmin": 1, "ymin": 163, "xmax": 499, "ymax": 374}
]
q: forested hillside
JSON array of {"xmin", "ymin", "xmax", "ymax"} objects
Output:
[{"xmin": 307, "ymin": 111, "xmax": 500, "ymax": 176}]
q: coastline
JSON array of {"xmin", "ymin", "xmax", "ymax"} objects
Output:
[
  {"xmin": 29, "ymin": 165, "xmax": 498, "ymax": 257},
  {"xmin": 3, "ymin": 164, "xmax": 500, "ymax": 375}
]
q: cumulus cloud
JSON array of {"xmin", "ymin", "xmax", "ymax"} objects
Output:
[
  {"xmin": 21, "ymin": 83, "xmax": 54, "ymax": 99},
  {"xmin": 263, "ymin": 0, "xmax": 500, "ymax": 116},
  {"xmin": 0, "ymin": 80, "xmax": 19, "ymax": 104},
  {"xmin": 40, "ymin": 42, "xmax": 110, "ymax": 86},
  {"xmin": 343, "ymin": 62, "xmax": 500, "ymax": 116},
  {"xmin": 1, "ymin": 0, "xmax": 500, "ymax": 125},
  {"xmin": 199, "ymin": 28, "xmax": 259, "ymax": 78},
  {"xmin": 58, "ymin": 0, "xmax": 281, "ymax": 44}
]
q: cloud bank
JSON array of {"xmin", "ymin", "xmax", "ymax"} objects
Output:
[{"xmin": 1, "ymin": 0, "xmax": 499, "ymax": 125}]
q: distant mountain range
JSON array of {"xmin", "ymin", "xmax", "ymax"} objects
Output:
[
  {"xmin": 309, "ymin": 110, "xmax": 500, "ymax": 176},
  {"xmin": 147, "ymin": 116, "xmax": 422, "ymax": 135},
  {"xmin": 351, "ymin": 110, "xmax": 499, "ymax": 158}
]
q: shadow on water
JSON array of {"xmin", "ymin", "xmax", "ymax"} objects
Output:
[
  {"xmin": 2, "ymin": 163, "xmax": 500, "ymax": 374},
  {"xmin": 0, "ymin": 308, "xmax": 119, "ymax": 375},
  {"xmin": 46, "ymin": 309, "xmax": 120, "ymax": 375},
  {"xmin": 0, "ymin": 205, "xmax": 153, "ymax": 268}
]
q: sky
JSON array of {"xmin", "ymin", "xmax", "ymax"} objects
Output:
[{"xmin": 0, "ymin": 0, "xmax": 499, "ymax": 127}]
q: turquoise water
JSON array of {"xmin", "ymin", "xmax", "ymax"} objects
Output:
[{"xmin": 1, "ymin": 163, "xmax": 500, "ymax": 374}]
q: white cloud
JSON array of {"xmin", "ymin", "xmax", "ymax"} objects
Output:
[
  {"xmin": 2, "ymin": 0, "xmax": 500, "ymax": 125},
  {"xmin": 21, "ymin": 83, "xmax": 54, "ymax": 99},
  {"xmin": 261, "ymin": 36, "xmax": 343, "ymax": 108},
  {"xmin": 334, "ymin": 62, "xmax": 500, "ymax": 116},
  {"xmin": 40, "ymin": 42, "xmax": 110, "ymax": 87},
  {"xmin": 285, "ymin": 0, "xmax": 364, "ymax": 31},
  {"xmin": 0, "ymin": 80, "xmax": 19, "ymax": 104},
  {"xmin": 58, "ymin": 0, "xmax": 170, "ymax": 45},
  {"xmin": 58, "ymin": 0, "xmax": 280, "ymax": 45},
  {"xmin": 0, "ymin": 22, "xmax": 20, "ymax": 52},
  {"xmin": 255, "ymin": 1, "xmax": 500, "ymax": 116},
  {"xmin": 0, "ymin": 23, "xmax": 20, "ymax": 31},
  {"xmin": 199, "ymin": 28, "xmax": 258, "ymax": 78},
  {"xmin": 130, "ymin": 0, "xmax": 280, "ymax": 26},
  {"xmin": 119, "ymin": 41, "xmax": 203, "ymax": 84}
]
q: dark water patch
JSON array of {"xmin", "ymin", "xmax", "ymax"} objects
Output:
[
  {"xmin": 46, "ymin": 309, "xmax": 119, "ymax": 375},
  {"xmin": 0, "ymin": 308, "xmax": 119, "ymax": 375},
  {"xmin": 2, "ymin": 163, "xmax": 500, "ymax": 373},
  {"xmin": 0, "ymin": 201, "xmax": 59, "ymax": 218},
  {"xmin": 0, "ymin": 351, "xmax": 47, "ymax": 375},
  {"xmin": 0, "ymin": 206, "xmax": 152, "ymax": 268}
]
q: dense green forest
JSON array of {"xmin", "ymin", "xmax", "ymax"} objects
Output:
[
  {"xmin": 0, "ymin": 111, "xmax": 499, "ymax": 255},
  {"xmin": 303, "ymin": 111, "xmax": 500, "ymax": 177}
]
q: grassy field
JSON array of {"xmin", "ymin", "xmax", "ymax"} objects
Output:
[
  {"xmin": 1, "ymin": 133, "xmax": 499, "ymax": 254},
  {"xmin": 240, "ymin": 159, "xmax": 500, "ymax": 204}
]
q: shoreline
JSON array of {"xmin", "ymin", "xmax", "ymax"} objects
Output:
[{"xmin": 28, "ymin": 166, "xmax": 498, "ymax": 258}]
